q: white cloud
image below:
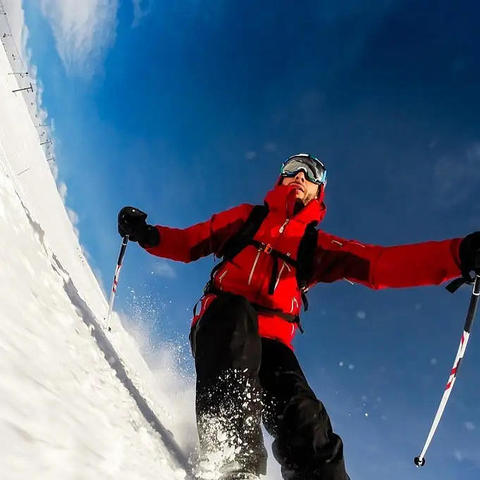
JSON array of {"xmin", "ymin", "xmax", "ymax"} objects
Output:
[
  {"xmin": 151, "ymin": 259, "xmax": 176, "ymax": 279},
  {"xmin": 264, "ymin": 142, "xmax": 277, "ymax": 152},
  {"xmin": 132, "ymin": 0, "xmax": 152, "ymax": 28},
  {"xmin": 454, "ymin": 449, "xmax": 464, "ymax": 462},
  {"xmin": 58, "ymin": 182, "xmax": 67, "ymax": 202},
  {"xmin": 67, "ymin": 207, "xmax": 79, "ymax": 226},
  {"xmin": 465, "ymin": 421, "xmax": 476, "ymax": 431},
  {"xmin": 38, "ymin": 0, "xmax": 119, "ymax": 77},
  {"xmin": 433, "ymin": 143, "xmax": 480, "ymax": 208}
]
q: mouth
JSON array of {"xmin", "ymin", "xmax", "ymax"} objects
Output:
[{"xmin": 291, "ymin": 183, "xmax": 305, "ymax": 193}]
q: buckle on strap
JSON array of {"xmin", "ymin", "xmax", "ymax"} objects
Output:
[{"xmin": 262, "ymin": 243, "xmax": 273, "ymax": 254}]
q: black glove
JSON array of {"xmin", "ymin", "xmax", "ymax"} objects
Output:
[
  {"xmin": 117, "ymin": 206, "xmax": 160, "ymax": 247},
  {"xmin": 459, "ymin": 232, "xmax": 480, "ymax": 281}
]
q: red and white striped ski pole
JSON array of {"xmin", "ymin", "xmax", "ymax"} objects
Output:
[
  {"xmin": 414, "ymin": 274, "xmax": 480, "ymax": 467},
  {"xmin": 106, "ymin": 235, "xmax": 129, "ymax": 330}
]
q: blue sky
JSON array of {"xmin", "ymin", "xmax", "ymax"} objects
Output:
[{"xmin": 19, "ymin": 0, "xmax": 480, "ymax": 478}]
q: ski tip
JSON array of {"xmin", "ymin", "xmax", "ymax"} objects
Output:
[{"xmin": 414, "ymin": 456, "xmax": 425, "ymax": 467}]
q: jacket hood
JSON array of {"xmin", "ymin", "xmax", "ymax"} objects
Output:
[{"xmin": 264, "ymin": 183, "xmax": 327, "ymax": 225}]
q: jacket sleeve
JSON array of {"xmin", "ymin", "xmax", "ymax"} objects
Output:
[
  {"xmin": 143, "ymin": 204, "xmax": 254, "ymax": 263},
  {"xmin": 311, "ymin": 230, "xmax": 463, "ymax": 289}
]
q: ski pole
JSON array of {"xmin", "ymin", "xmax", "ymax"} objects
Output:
[
  {"xmin": 106, "ymin": 235, "xmax": 129, "ymax": 330},
  {"xmin": 414, "ymin": 274, "xmax": 480, "ymax": 467}
]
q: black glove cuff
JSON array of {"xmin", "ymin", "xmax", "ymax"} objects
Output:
[
  {"xmin": 460, "ymin": 232, "xmax": 480, "ymax": 280},
  {"xmin": 139, "ymin": 225, "xmax": 160, "ymax": 248}
]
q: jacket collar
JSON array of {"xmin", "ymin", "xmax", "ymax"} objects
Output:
[{"xmin": 263, "ymin": 184, "xmax": 326, "ymax": 225}]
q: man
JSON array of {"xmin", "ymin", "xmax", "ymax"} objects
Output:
[{"xmin": 118, "ymin": 154, "xmax": 480, "ymax": 480}]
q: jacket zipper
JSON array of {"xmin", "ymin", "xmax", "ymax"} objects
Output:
[
  {"xmin": 279, "ymin": 218, "xmax": 290, "ymax": 233},
  {"xmin": 252, "ymin": 216, "xmax": 290, "ymax": 296},
  {"xmin": 217, "ymin": 269, "xmax": 228, "ymax": 286},
  {"xmin": 260, "ymin": 218, "xmax": 290, "ymax": 293},
  {"xmin": 290, "ymin": 296, "xmax": 299, "ymax": 313},
  {"xmin": 273, "ymin": 260, "xmax": 292, "ymax": 291},
  {"xmin": 248, "ymin": 248, "xmax": 262, "ymax": 285}
]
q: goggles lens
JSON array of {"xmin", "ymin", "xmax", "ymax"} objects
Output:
[{"xmin": 280, "ymin": 154, "xmax": 327, "ymax": 185}]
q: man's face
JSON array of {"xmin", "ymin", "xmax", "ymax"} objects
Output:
[{"xmin": 281, "ymin": 170, "xmax": 320, "ymax": 205}]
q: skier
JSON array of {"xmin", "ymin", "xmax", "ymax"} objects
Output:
[{"xmin": 118, "ymin": 153, "xmax": 480, "ymax": 480}]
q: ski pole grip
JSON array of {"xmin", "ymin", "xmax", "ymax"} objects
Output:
[
  {"xmin": 106, "ymin": 235, "xmax": 130, "ymax": 329},
  {"xmin": 463, "ymin": 275, "xmax": 480, "ymax": 333},
  {"xmin": 473, "ymin": 274, "xmax": 480, "ymax": 295},
  {"xmin": 117, "ymin": 235, "xmax": 129, "ymax": 265}
]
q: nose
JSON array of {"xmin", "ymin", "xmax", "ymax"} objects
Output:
[{"xmin": 295, "ymin": 171, "xmax": 306, "ymax": 182}]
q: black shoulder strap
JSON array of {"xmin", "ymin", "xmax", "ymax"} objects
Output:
[
  {"xmin": 205, "ymin": 204, "xmax": 269, "ymax": 292},
  {"xmin": 296, "ymin": 221, "xmax": 318, "ymax": 311},
  {"xmin": 220, "ymin": 204, "xmax": 269, "ymax": 261},
  {"xmin": 207, "ymin": 206, "xmax": 318, "ymax": 318}
]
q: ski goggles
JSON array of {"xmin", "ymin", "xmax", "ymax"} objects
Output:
[{"xmin": 280, "ymin": 154, "xmax": 327, "ymax": 185}]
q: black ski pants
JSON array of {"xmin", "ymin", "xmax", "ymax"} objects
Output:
[{"xmin": 190, "ymin": 292, "xmax": 350, "ymax": 480}]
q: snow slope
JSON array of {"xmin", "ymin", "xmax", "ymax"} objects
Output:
[
  {"xmin": 0, "ymin": 19, "xmax": 197, "ymax": 480},
  {"xmin": 0, "ymin": 6, "xmax": 285, "ymax": 477}
]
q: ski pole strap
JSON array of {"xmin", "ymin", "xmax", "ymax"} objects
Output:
[{"xmin": 446, "ymin": 275, "xmax": 474, "ymax": 294}]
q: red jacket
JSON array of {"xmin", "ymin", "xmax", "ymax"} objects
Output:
[{"xmin": 145, "ymin": 184, "xmax": 462, "ymax": 348}]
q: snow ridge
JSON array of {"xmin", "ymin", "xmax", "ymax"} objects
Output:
[
  {"xmin": 62, "ymin": 276, "xmax": 193, "ymax": 477},
  {"xmin": 0, "ymin": 7, "xmax": 195, "ymax": 478}
]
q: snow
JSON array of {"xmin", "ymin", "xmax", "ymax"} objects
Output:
[
  {"xmin": 0, "ymin": 10, "xmax": 283, "ymax": 479},
  {"xmin": 0, "ymin": 22, "xmax": 195, "ymax": 480}
]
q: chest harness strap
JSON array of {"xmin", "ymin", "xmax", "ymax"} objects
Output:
[{"xmin": 203, "ymin": 205, "xmax": 318, "ymax": 333}]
